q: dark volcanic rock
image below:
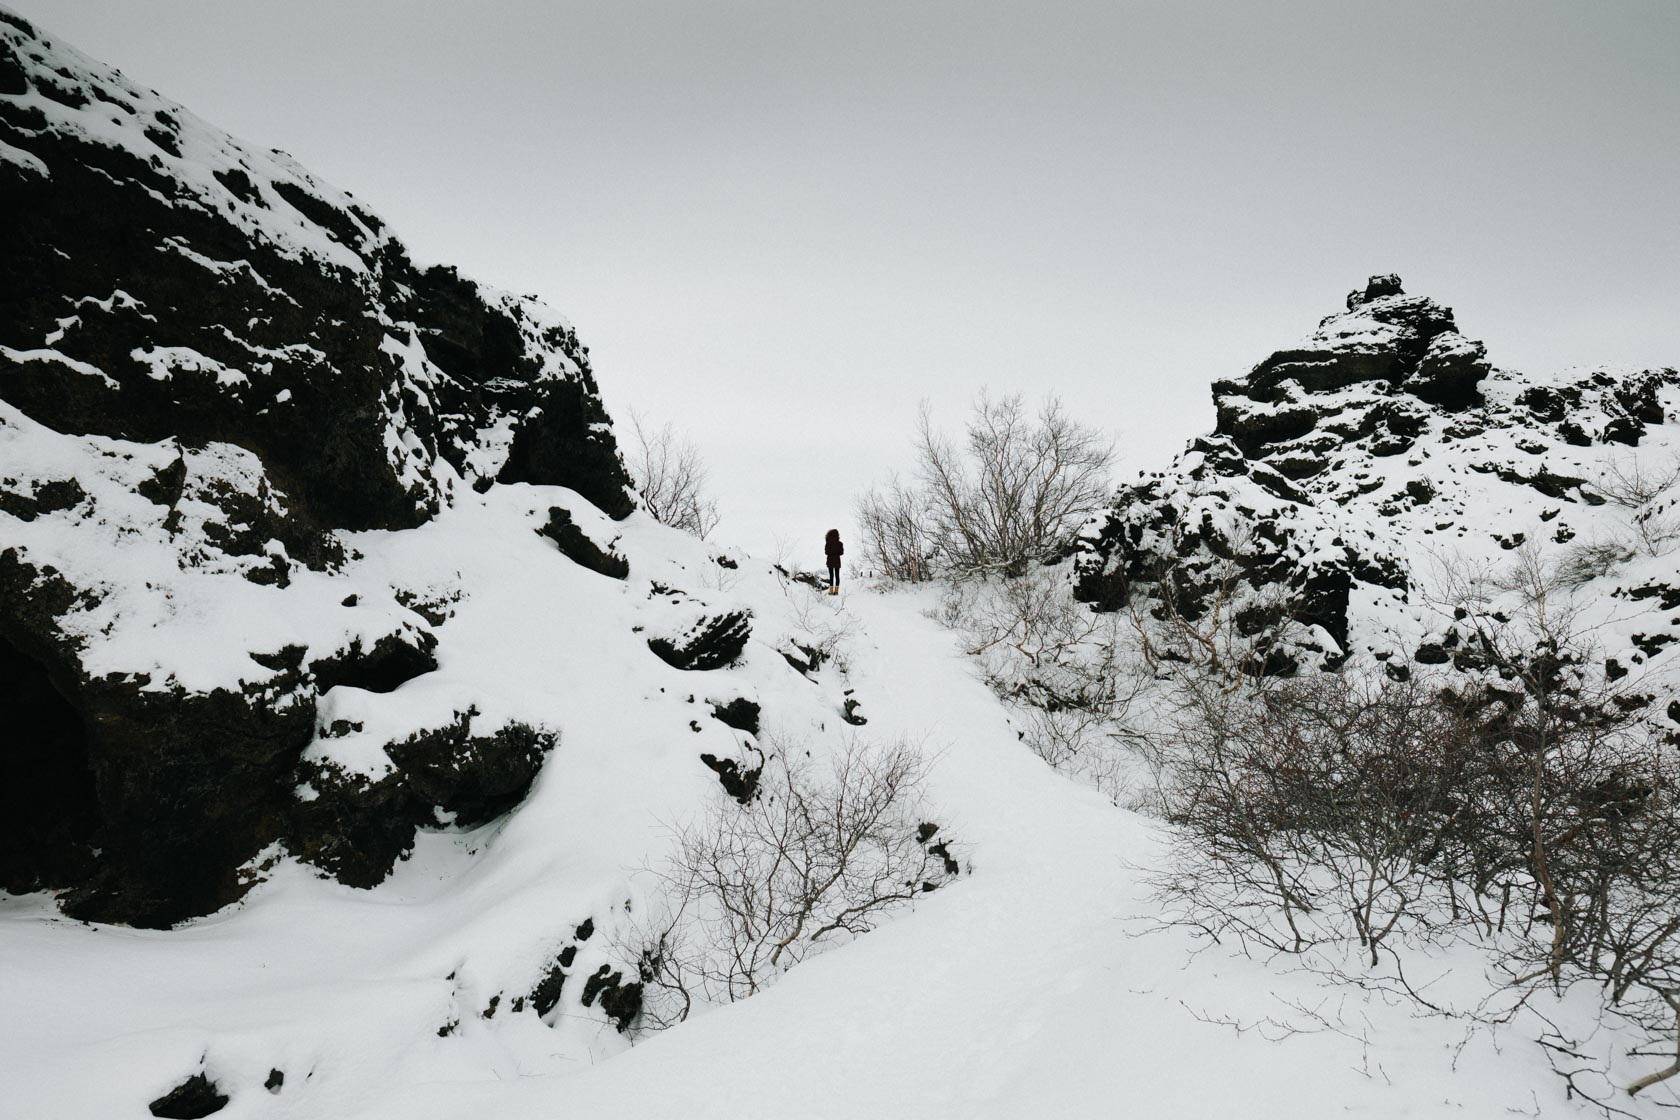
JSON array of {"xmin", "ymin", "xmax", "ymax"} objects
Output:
[
  {"xmin": 62, "ymin": 665, "xmax": 317, "ymax": 926},
  {"xmin": 581, "ymin": 963, "xmax": 644, "ymax": 1033},
  {"xmin": 0, "ymin": 624, "xmax": 97, "ymax": 893},
  {"xmin": 148, "ymin": 1073, "xmax": 228, "ymax": 1119},
  {"xmin": 536, "ymin": 506, "xmax": 629, "ymax": 579},
  {"xmin": 291, "ymin": 711, "xmax": 556, "ymax": 888},
  {"xmin": 1220, "ymin": 274, "xmax": 1490, "ymax": 460},
  {"xmin": 0, "ymin": 16, "xmax": 633, "ymax": 530},
  {"xmin": 0, "ymin": 21, "xmax": 628, "ymax": 923},
  {"xmin": 648, "ymin": 610, "xmax": 753, "ymax": 671},
  {"xmin": 700, "ymin": 746, "xmax": 764, "ymax": 804},
  {"xmin": 708, "ymin": 696, "xmax": 761, "ymax": 735},
  {"xmin": 308, "ymin": 630, "xmax": 438, "ymax": 696},
  {"xmin": 1073, "ymin": 276, "xmax": 1678, "ymax": 680}
]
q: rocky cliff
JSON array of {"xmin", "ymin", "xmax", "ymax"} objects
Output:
[
  {"xmin": 0, "ymin": 9, "xmax": 636, "ymax": 925},
  {"xmin": 1074, "ymin": 275, "xmax": 1680, "ymax": 721}
]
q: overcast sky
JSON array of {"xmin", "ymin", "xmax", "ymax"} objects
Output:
[{"xmin": 17, "ymin": 1, "xmax": 1680, "ymax": 559}]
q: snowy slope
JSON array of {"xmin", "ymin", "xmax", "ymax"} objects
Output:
[
  {"xmin": 5, "ymin": 9, "xmax": 1680, "ymax": 1119},
  {"xmin": 7, "ymin": 572, "xmax": 1661, "ymax": 1118},
  {"xmin": 0, "ymin": 499, "xmax": 965, "ymax": 1117}
]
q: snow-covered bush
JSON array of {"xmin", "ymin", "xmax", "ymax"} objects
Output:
[
  {"xmin": 1152, "ymin": 671, "xmax": 1477, "ymax": 960},
  {"xmin": 631, "ymin": 736, "xmax": 959, "ymax": 1028},
  {"xmin": 1580, "ymin": 450, "xmax": 1680, "ymax": 564}
]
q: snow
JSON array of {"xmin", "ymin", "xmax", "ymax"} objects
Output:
[
  {"xmin": 0, "ymin": 133, "xmax": 47, "ymax": 176},
  {"xmin": 0, "ymin": 344, "xmax": 121, "ymax": 388},
  {"xmin": 5, "ymin": 465, "xmax": 1672, "ymax": 1116},
  {"xmin": 5, "ymin": 17, "xmax": 1677, "ymax": 1107},
  {"xmin": 131, "ymin": 344, "xmax": 250, "ymax": 386}
]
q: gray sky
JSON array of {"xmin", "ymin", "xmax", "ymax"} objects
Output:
[{"xmin": 16, "ymin": 0, "xmax": 1680, "ymax": 559}]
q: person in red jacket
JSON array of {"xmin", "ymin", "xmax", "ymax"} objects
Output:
[{"xmin": 824, "ymin": 528, "xmax": 843, "ymax": 595}]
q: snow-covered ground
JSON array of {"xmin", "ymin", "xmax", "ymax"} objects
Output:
[
  {"xmin": 6, "ymin": 9, "xmax": 1678, "ymax": 1117},
  {"xmin": 5, "ymin": 484, "xmax": 1665, "ymax": 1117}
]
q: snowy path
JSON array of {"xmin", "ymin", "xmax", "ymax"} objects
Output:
[{"xmin": 362, "ymin": 584, "xmax": 1555, "ymax": 1120}]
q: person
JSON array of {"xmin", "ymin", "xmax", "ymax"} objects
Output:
[{"xmin": 824, "ymin": 528, "xmax": 843, "ymax": 595}]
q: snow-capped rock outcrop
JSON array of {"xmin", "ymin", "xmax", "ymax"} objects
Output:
[
  {"xmin": 0, "ymin": 9, "xmax": 635, "ymax": 925},
  {"xmin": 1074, "ymin": 275, "xmax": 1680, "ymax": 715}
]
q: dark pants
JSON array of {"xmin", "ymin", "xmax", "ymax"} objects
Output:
[{"xmin": 827, "ymin": 565, "xmax": 840, "ymax": 588}]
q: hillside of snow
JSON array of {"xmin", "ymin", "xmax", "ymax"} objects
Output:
[{"xmin": 5, "ymin": 7, "xmax": 1680, "ymax": 1120}]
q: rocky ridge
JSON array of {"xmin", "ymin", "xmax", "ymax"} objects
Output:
[
  {"xmin": 0, "ymin": 9, "xmax": 641, "ymax": 925},
  {"xmin": 1074, "ymin": 275, "xmax": 1680, "ymax": 727}
]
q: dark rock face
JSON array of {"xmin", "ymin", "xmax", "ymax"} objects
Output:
[
  {"xmin": 526, "ymin": 950, "xmax": 571, "ymax": 1017},
  {"xmin": 64, "ymin": 664, "xmax": 318, "ymax": 926},
  {"xmin": 648, "ymin": 610, "xmax": 753, "ymax": 671},
  {"xmin": 708, "ymin": 696, "xmax": 761, "ymax": 735},
  {"xmin": 0, "ymin": 18, "xmax": 633, "ymax": 530},
  {"xmin": 700, "ymin": 746, "xmax": 764, "ymax": 804},
  {"xmin": 291, "ymin": 713, "xmax": 556, "ymax": 888},
  {"xmin": 1217, "ymin": 276, "xmax": 1490, "ymax": 466},
  {"xmin": 148, "ymin": 1073, "xmax": 228, "ymax": 1119},
  {"xmin": 308, "ymin": 630, "xmax": 438, "ymax": 696},
  {"xmin": 0, "ymin": 20, "xmax": 616, "ymax": 924},
  {"xmin": 1074, "ymin": 275, "xmax": 1680, "ymax": 678},
  {"xmin": 581, "ymin": 963, "xmax": 644, "ymax": 1033},
  {"xmin": 0, "ymin": 627, "xmax": 97, "ymax": 893},
  {"xmin": 536, "ymin": 506, "xmax": 629, "ymax": 579}
]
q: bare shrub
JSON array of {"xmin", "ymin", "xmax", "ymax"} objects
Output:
[
  {"xmin": 1591, "ymin": 451, "xmax": 1680, "ymax": 559},
  {"xmin": 1153, "ymin": 672, "xmax": 1474, "ymax": 962},
  {"xmin": 938, "ymin": 569, "xmax": 1151, "ymax": 801},
  {"xmin": 1557, "ymin": 538, "xmax": 1637, "ymax": 588},
  {"xmin": 859, "ymin": 391, "xmax": 1113, "ymax": 582},
  {"xmin": 625, "ymin": 409, "xmax": 721, "ymax": 539},
  {"xmin": 1594, "ymin": 451, "xmax": 1680, "ymax": 510},
  {"xmin": 917, "ymin": 391, "xmax": 1115, "ymax": 578},
  {"xmin": 856, "ymin": 474, "xmax": 934, "ymax": 582},
  {"xmin": 632, "ymin": 737, "xmax": 959, "ymax": 1028},
  {"xmin": 1154, "ymin": 543, "xmax": 1680, "ymax": 1102}
]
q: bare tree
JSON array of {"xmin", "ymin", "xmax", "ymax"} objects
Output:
[
  {"xmin": 625, "ymin": 409, "xmax": 721, "ymax": 539},
  {"xmin": 913, "ymin": 391, "xmax": 1115, "ymax": 578},
  {"xmin": 858, "ymin": 391, "xmax": 1113, "ymax": 582},
  {"xmin": 631, "ymin": 736, "xmax": 960, "ymax": 1028},
  {"xmin": 856, "ymin": 474, "xmax": 934, "ymax": 582}
]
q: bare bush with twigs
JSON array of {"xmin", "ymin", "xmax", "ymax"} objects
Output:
[
  {"xmin": 937, "ymin": 568, "xmax": 1152, "ymax": 802},
  {"xmin": 626, "ymin": 409, "xmax": 721, "ymax": 539},
  {"xmin": 1149, "ymin": 545, "xmax": 1680, "ymax": 1109},
  {"xmin": 856, "ymin": 474, "xmax": 935, "ymax": 582},
  {"xmin": 859, "ymin": 391, "xmax": 1113, "ymax": 582},
  {"xmin": 1590, "ymin": 450, "xmax": 1680, "ymax": 560},
  {"xmin": 629, "ymin": 736, "xmax": 960, "ymax": 1030}
]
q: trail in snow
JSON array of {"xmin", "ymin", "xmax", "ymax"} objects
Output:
[
  {"xmin": 1, "ymin": 524, "xmax": 1640, "ymax": 1116},
  {"xmin": 359, "ymin": 583, "xmax": 1569, "ymax": 1120}
]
